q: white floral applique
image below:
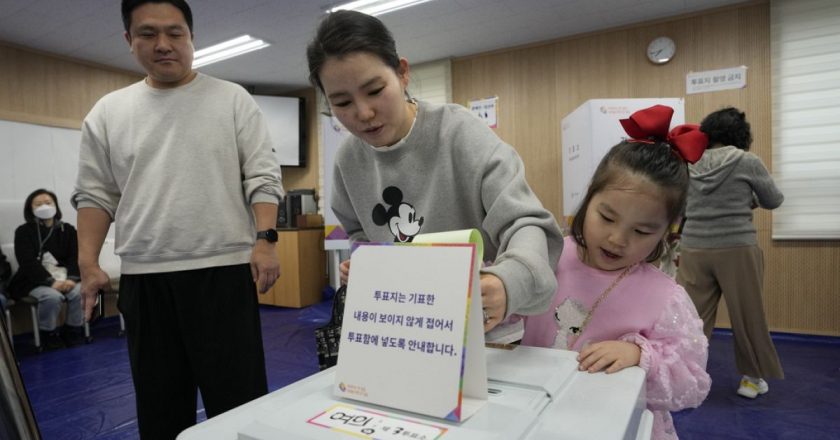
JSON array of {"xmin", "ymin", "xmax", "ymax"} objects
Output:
[{"xmin": 552, "ymin": 298, "xmax": 587, "ymax": 350}]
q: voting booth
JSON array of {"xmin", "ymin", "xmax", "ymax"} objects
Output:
[
  {"xmin": 561, "ymin": 98, "xmax": 685, "ymax": 216},
  {"xmin": 177, "ymin": 229, "xmax": 652, "ymax": 440}
]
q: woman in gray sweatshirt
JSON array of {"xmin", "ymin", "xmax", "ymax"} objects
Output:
[
  {"xmin": 676, "ymin": 107, "xmax": 784, "ymax": 399},
  {"xmin": 306, "ymin": 11, "xmax": 563, "ymax": 331}
]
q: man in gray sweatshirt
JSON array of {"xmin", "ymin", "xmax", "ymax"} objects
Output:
[{"xmin": 71, "ymin": 1, "xmax": 283, "ymax": 438}]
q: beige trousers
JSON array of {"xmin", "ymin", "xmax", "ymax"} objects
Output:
[{"xmin": 677, "ymin": 244, "xmax": 784, "ymax": 379}]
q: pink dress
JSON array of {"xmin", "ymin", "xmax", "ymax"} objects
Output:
[{"xmin": 521, "ymin": 236, "xmax": 711, "ymax": 440}]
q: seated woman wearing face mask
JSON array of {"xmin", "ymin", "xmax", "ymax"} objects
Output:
[{"xmin": 8, "ymin": 189, "xmax": 84, "ymax": 349}]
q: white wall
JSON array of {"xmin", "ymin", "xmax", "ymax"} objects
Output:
[{"xmin": 0, "ymin": 119, "xmax": 81, "ymax": 246}]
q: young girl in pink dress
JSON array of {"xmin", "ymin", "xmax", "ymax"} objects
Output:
[{"xmin": 521, "ymin": 105, "xmax": 712, "ymax": 440}]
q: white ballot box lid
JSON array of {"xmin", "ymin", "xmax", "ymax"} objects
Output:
[
  {"xmin": 486, "ymin": 345, "xmax": 578, "ymax": 399},
  {"xmin": 235, "ymin": 375, "xmax": 549, "ymax": 439}
]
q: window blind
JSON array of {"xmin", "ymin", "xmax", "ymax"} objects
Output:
[
  {"xmin": 408, "ymin": 59, "xmax": 452, "ymax": 105},
  {"xmin": 771, "ymin": 0, "xmax": 840, "ymax": 239}
]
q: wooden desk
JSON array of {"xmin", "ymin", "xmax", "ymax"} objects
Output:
[{"xmin": 258, "ymin": 228, "xmax": 326, "ymax": 308}]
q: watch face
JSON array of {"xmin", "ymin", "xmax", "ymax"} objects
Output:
[
  {"xmin": 258, "ymin": 229, "xmax": 278, "ymax": 242},
  {"xmin": 647, "ymin": 36, "xmax": 675, "ymax": 64}
]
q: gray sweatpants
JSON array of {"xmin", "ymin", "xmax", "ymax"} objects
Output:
[{"xmin": 676, "ymin": 244, "xmax": 784, "ymax": 379}]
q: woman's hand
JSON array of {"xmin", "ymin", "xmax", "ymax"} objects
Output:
[
  {"xmin": 61, "ymin": 279, "xmax": 76, "ymax": 293},
  {"xmin": 480, "ymin": 274, "xmax": 507, "ymax": 332},
  {"xmin": 51, "ymin": 280, "xmax": 66, "ymax": 291},
  {"xmin": 577, "ymin": 340, "xmax": 641, "ymax": 374},
  {"xmin": 339, "ymin": 259, "xmax": 351, "ymax": 285}
]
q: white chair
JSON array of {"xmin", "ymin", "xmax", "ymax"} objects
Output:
[{"xmin": 22, "ymin": 294, "xmax": 95, "ymax": 351}]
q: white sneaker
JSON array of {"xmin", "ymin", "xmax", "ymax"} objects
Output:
[{"xmin": 737, "ymin": 376, "xmax": 769, "ymax": 399}]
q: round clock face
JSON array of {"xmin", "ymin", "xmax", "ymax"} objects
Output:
[{"xmin": 647, "ymin": 36, "xmax": 675, "ymax": 64}]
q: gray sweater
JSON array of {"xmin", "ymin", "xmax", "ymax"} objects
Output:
[
  {"xmin": 331, "ymin": 100, "xmax": 563, "ymax": 317},
  {"xmin": 72, "ymin": 73, "xmax": 284, "ymax": 274},
  {"xmin": 681, "ymin": 145, "xmax": 783, "ymax": 248}
]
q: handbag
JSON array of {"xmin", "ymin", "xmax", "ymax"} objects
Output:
[
  {"xmin": 314, "ymin": 285, "xmax": 346, "ymax": 370},
  {"xmin": 41, "ymin": 251, "xmax": 68, "ymax": 281}
]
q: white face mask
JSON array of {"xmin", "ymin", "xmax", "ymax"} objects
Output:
[{"xmin": 33, "ymin": 204, "xmax": 57, "ymax": 220}]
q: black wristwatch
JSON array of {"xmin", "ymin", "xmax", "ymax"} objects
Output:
[{"xmin": 256, "ymin": 229, "xmax": 278, "ymax": 243}]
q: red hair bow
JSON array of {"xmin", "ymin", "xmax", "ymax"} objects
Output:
[{"xmin": 619, "ymin": 104, "xmax": 709, "ymax": 164}]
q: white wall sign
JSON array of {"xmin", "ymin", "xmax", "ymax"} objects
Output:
[
  {"xmin": 468, "ymin": 97, "xmax": 498, "ymax": 128},
  {"xmin": 335, "ymin": 230, "xmax": 487, "ymax": 422},
  {"xmin": 686, "ymin": 66, "xmax": 747, "ymax": 94}
]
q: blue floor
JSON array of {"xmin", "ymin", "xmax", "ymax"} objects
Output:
[
  {"xmin": 673, "ymin": 330, "xmax": 840, "ymax": 440},
  {"xmin": 12, "ymin": 303, "xmax": 840, "ymax": 439}
]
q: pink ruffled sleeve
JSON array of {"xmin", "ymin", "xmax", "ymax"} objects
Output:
[{"xmin": 619, "ymin": 288, "xmax": 712, "ymax": 411}]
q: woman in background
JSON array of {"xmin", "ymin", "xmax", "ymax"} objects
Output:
[
  {"xmin": 8, "ymin": 189, "xmax": 84, "ymax": 349},
  {"xmin": 676, "ymin": 107, "xmax": 784, "ymax": 398}
]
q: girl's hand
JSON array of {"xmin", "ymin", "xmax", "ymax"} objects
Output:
[{"xmin": 577, "ymin": 340, "xmax": 641, "ymax": 374}]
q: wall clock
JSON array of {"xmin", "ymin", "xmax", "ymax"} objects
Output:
[{"xmin": 647, "ymin": 36, "xmax": 676, "ymax": 65}]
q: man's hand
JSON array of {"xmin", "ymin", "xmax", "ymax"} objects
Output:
[
  {"xmin": 79, "ymin": 265, "xmax": 109, "ymax": 321},
  {"xmin": 251, "ymin": 241, "xmax": 280, "ymax": 294},
  {"xmin": 480, "ymin": 273, "xmax": 507, "ymax": 332},
  {"xmin": 577, "ymin": 340, "xmax": 641, "ymax": 374}
]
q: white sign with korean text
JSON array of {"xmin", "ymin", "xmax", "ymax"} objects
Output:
[
  {"xmin": 468, "ymin": 96, "xmax": 498, "ymax": 128},
  {"xmin": 308, "ymin": 404, "xmax": 448, "ymax": 439},
  {"xmin": 335, "ymin": 230, "xmax": 487, "ymax": 422},
  {"xmin": 686, "ymin": 66, "xmax": 747, "ymax": 94}
]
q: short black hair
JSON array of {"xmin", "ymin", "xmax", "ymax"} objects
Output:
[
  {"xmin": 569, "ymin": 140, "xmax": 689, "ymax": 263},
  {"xmin": 23, "ymin": 189, "xmax": 62, "ymax": 224},
  {"xmin": 121, "ymin": 0, "xmax": 193, "ymax": 34},
  {"xmin": 307, "ymin": 10, "xmax": 401, "ymax": 93},
  {"xmin": 700, "ymin": 107, "xmax": 752, "ymax": 151}
]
